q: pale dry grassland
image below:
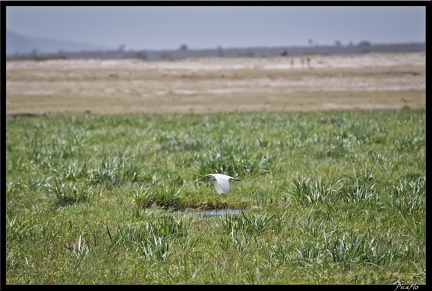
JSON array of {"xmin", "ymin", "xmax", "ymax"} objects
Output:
[{"xmin": 6, "ymin": 52, "xmax": 425, "ymax": 115}]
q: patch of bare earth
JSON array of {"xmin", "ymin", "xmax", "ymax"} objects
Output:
[{"xmin": 6, "ymin": 52, "xmax": 425, "ymax": 116}]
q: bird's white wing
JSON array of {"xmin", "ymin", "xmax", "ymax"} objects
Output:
[
  {"xmin": 214, "ymin": 176, "xmax": 230, "ymax": 194},
  {"xmin": 213, "ymin": 180, "xmax": 224, "ymax": 194},
  {"xmin": 215, "ymin": 174, "xmax": 234, "ymax": 180}
]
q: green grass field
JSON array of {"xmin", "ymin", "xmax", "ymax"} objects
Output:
[{"xmin": 6, "ymin": 109, "xmax": 425, "ymax": 284}]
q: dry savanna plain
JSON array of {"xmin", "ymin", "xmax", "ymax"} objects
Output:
[{"xmin": 6, "ymin": 52, "xmax": 425, "ymax": 115}]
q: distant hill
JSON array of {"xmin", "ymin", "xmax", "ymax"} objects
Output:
[
  {"xmin": 6, "ymin": 30, "xmax": 111, "ymax": 55},
  {"xmin": 6, "ymin": 29, "xmax": 425, "ymax": 60}
]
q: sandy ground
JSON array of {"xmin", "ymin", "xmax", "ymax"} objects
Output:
[{"xmin": 6, "ymin": 52, "xmax": 425, "ymax": 115}]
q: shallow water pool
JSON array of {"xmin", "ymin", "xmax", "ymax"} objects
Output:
[{"xmin": 179, "ymin": 209, "xmax": 246, "ymax": 216}]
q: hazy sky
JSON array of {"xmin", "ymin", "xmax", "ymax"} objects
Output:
[{"xmin": 6, "ymin": 6, "xmax": 426, "ymax": 50}]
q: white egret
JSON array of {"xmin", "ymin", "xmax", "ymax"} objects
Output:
[{"xmin": 205, "ymin": 174, "xmax": 239, "ymax": 194}]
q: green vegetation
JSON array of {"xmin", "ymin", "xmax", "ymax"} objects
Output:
[
  {"xmin": 6, "ymin": 52, "xmax": 68, "ymax": 61},
  {"xmin": 6, "ymin": 109, "xmax": 425, "ymax": 284}
]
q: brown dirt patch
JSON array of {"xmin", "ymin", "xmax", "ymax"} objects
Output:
[{"xmin": 6, "ymin": 52, "xmax": 425, "ymax": 116}]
